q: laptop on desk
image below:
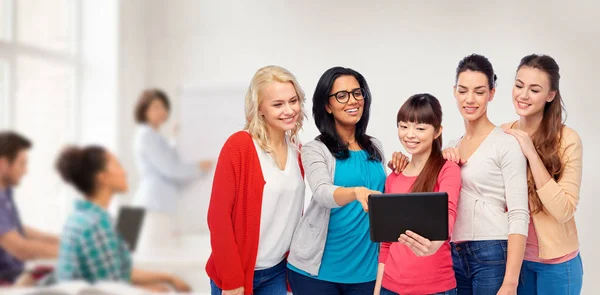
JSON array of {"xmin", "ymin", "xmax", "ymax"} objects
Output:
[{"xmin": 115, "ymin": 206, "xmax": 145, "ymax": 252}]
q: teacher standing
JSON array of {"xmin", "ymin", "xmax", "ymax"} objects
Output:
[{"xmin": 132, "ymin": 88, "xmax": 212, "ymax": 254}]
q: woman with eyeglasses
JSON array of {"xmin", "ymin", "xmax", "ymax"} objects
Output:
[{"xmin": 287, "ymin": 67, "xmax": 386, "ymax": 295}]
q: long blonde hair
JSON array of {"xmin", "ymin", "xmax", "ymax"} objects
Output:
[{"xmin": 244, "ymin": 65, "xmax": 306, "ymax": 153}]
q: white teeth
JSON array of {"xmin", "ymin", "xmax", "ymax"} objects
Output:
[{"xmin": 345, "ymin": 108, "xmax": 358, "ymax": 113}]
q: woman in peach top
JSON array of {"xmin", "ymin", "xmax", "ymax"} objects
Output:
[{"xmin": 502, "ymin": 54, "xmax": 583, "ymax": 294}]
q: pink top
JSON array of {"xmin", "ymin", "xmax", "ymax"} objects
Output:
[
  {"xmin": 524, "ymin": 218, "xmax": 579, "ymax": 263},
  {"xmin": 379, "ymin": 161, "xmax": 461, "ymax": 295}
]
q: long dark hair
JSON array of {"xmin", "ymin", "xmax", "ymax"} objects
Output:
[
  {"xmin": 312, "ymin": 66, "xmax": 382, "ymax": 161},
  {"xmin": 517, "ymin": 54, "xmax": 565, "ymax": 214},
  {"xmin": 397, "ymin": 94, "xmax": 445, "ymax": 192}
]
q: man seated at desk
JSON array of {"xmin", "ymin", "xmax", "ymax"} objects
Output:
[{"xmin": 0, "ymin": 131, "xmax": 58, "ymax": 285}]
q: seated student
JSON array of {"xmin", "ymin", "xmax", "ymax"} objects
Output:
[
  {"xmin": 0, "ymin": 131, "xmax": 59, "ymax": 285},
  {"xmin": 54, "ymin": 145, "xmax": 191, "ymax": 293}
]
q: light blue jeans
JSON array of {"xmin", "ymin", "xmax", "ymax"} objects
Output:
[{"xmin": 517, "ymin": 253, "xmax": 583, "ymax": 295}]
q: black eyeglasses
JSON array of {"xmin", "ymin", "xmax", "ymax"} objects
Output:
[{"xmin": 329, "ymin": 88, "xmax": 366, "ymax": 104}]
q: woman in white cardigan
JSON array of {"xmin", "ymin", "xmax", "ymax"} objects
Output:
[{"xmin": 132, "ymin": 88, "xmax": 212, "ymax": 254}]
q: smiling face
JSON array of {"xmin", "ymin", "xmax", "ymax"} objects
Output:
[
  {"xmin": 397, "ymin": 121, "xmax": 441, "ymax": 157},
  {"xmin": 325, "ymin": 75, "xmax": 365, "ymax": 129},
  {"xmin": 258, "ymin": 81, "xmax": 301, "ymax": 135},
  {"xmin": 454, "ymin": 70, "xmax": 495, "ymax": 122},
  {"xmin": 512, "ymin": 66, "xmax": 556, "ymax": 119}
]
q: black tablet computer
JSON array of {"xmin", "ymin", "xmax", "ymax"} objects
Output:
[
  {"xmin": 115, "ymin": 206, "xmax": 146, "ymax": 252},
  {"xmin": 368, "ymin": 192, "xmax": 448, "ymax": 242}
]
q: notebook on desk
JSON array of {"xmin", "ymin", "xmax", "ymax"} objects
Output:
[{"xmin": 115, "ymin": 206, "xmax": 145, "ymax": 252}]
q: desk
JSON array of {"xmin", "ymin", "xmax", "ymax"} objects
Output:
[
  {"xmin": 22, "ymin": 233, "xmax": 213, "ymax": 294},
  {"xmin": 132, "ymin": 233, "xmax": 212, "ymax": 294}
]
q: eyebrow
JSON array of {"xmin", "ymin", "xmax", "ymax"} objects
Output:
[
  {"xmin": 516, "ymin": 79, "xmax": 544, "ymax": 89},
  {"xmin": 457, "ymin": 85, "xmax": 487, "ymax": 90},
  {"xmin": 271, "ymin": 95, "xmax": 298, "ymax": 103},
  {"xmin": 332, "ymin": 87, "xmax": 361, "ymax": 93}
]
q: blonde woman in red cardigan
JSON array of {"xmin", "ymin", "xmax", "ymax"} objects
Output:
[{"xmin": 206, "ymin": 65, "xmax": 306, "ymax": 295}]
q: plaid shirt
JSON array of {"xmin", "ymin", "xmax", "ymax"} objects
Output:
[{"xmin": 56, "ymin": 200, "xmax": 132, "ymax": 283}]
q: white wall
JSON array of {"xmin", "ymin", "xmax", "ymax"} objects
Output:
[
  {"xmin": 117, "ymin": 0, "xmax": 148, "ymax": 204},
  {"xmin": 139, "ymin": 0, "xmax": 600, "ymax": 291}
]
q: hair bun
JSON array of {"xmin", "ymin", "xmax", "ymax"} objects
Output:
[{"xmin": 56, "ymin": 146, "xmax": 84, "ymax": 185}]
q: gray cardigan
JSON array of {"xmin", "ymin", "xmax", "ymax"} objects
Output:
[{"xmin": 288, "ymin": 138, "xmax": 385, "ymax": 276}]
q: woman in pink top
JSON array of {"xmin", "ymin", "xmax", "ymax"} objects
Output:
[{"xmin": 375, "ymin": 93, "xmax": 461, "ymax": 295}]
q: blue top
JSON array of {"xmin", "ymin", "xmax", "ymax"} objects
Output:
[
  {"xmin": 132, "ymin": 124, "xmax": 200, "ymax": 213},
  {"xmin": 289, "ymin": 150, "xmax": 385, "ymax": 283},
  {"xmin": 56, "ymin": 200, "xmax": 132, "ymax": 283},
  {"xmin": 0, "ymin": 188, "xmax": 24, "ymax": 283}
]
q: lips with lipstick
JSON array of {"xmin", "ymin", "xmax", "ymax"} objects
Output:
[
  {"xmin": 280, "ymin": 114, "xmax": 297, "ymax": 124},
  {"xmin": 344, "ymin": 107, "xmax": 360, "ymax": 115},
  {"xmin": 463, "ymin": 106, "xmax": 479, "ymax": 114},
  {"xmin": 403, "ymin": 140, "xmax": 419, "ymax": 149},
  {"xmin": 516, "ymin": 100, "xmax": 532, "ymax": 109}
]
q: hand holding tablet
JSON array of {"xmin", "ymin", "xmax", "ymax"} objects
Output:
[{"xmin": 368, "ymin": 192, "xmax": 449, "ymax": 243}]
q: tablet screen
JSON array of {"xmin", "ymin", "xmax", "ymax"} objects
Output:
[{"xmin": 368, "ymin": 192, "xmax": 448, "ymax": 242}]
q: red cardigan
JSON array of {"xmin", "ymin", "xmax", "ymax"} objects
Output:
[{"xmin": 205, "ymin": 131, "xmax": 303, "ymax": 294}]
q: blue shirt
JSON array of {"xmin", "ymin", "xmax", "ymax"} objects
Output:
[
  {"xmin": 56, "ymin": 200, "xmax": 132, "ymax": 283},
  {"xmin": 0, "ymin": 188, "xmax": 24, "ymax": 283},
  {"xmin": 290, "ymin": 150, "xmax": 385, "ymax": 283},
  {"xmin": 132, "ymin": 124, "xmax": 200, "ymax": 213}
]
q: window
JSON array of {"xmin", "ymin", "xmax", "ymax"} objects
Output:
[
  {"xmin": 17, "ymin": 0, "xmax": 75, "ymax": 52},
  {"xmin": 0, "ymin": 0, "xmax": 10, "ymax": 41},
  {"xmin": 14, "ymin": 56, "xmax": 75, "ymax": 230},
  {"xmin": 0, "ymin": 0, "xmax": 78, "ymax": 232},
  {"xmin": 0, "ymin": 60, "xmax": 7, "ymax": 127}
]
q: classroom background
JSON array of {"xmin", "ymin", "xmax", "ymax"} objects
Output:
[{"xmin": 0, "ymin": 0, "xmax": 598, "ymax": 293}]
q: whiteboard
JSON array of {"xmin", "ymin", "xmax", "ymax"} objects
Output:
[{"xmin": 176, "ymin": 84, "xmax": 248, "ymax": 233}]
